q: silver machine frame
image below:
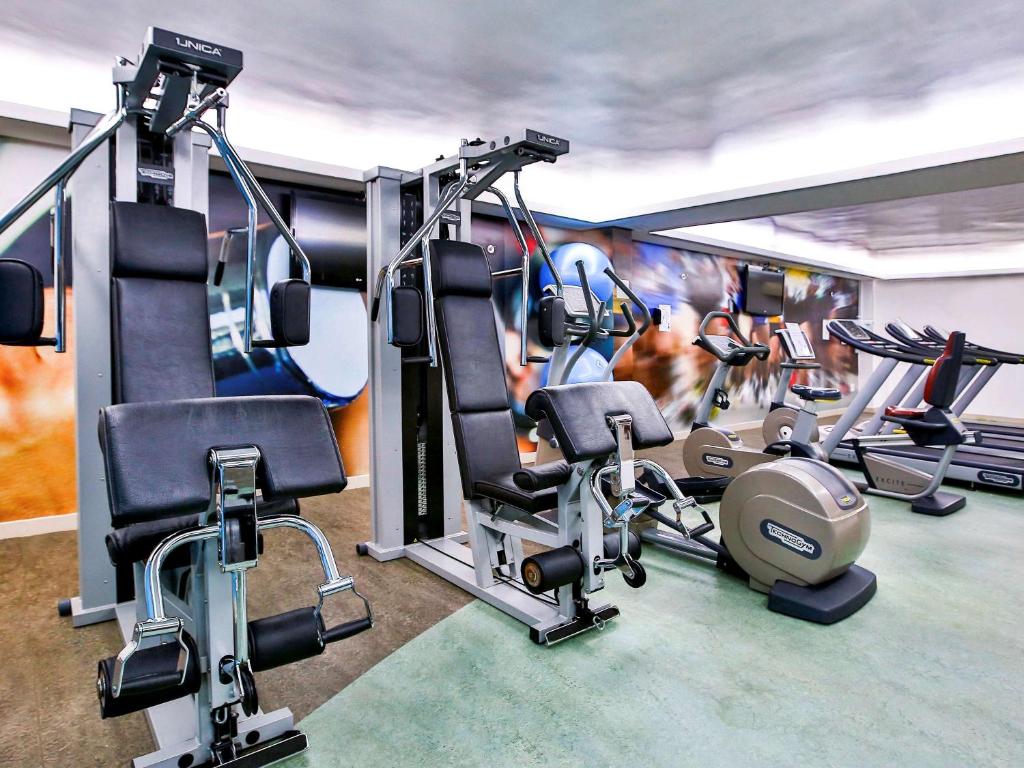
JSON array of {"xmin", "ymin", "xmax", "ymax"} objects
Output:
[
  {"xmin": 363, "ymin": 132, "xmax": 649, "ymax": 644},
  {"xmin": 0, "ymin": 28, "xmax": 361, "ymax": 767}
]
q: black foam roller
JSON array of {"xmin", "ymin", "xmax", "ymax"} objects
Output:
[
  {"xmin": 97, "ymin": 631, "xmax": 201, "ymax": 719},
  {"xmin": 248, "ymin": 607, "xmax": 325, "ymax": 672}
]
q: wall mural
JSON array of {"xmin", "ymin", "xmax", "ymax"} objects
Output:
[{"xmin": 472, "ymin": 215, "xmax": 860, "ymax": 451}]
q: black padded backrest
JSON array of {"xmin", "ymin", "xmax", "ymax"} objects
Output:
[
  {"xmin": 924, "ymin": 332, "xmax": 965, "ymax": 409},
  {"xmin": 525, "ymin": 381, "xmax": 674, "ymax": 464},
  {"xmin": 110, "ymin": 201, "xmax": 215, "ymax": 404},
  {"xmin": 99, "ymin": 395, "xmax": 346, "ymax": 524},
  {"xmin": 0, "ymin": 259, "xmax": 44, "ymax": 344},
  {"xmin": 430, "ymin": 239, "xmax": 521, "ymax": 498}
]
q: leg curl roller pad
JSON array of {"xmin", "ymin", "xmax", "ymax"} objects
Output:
[
  {"xmin": 249, "ymin": 607, "xmax": 325, "ymax": 673},
  {"xmin": 248, "ymin": 606, "xmax": 374, "ymax": 672},
  {"xmin": 97, "ymin": 632, "xmax": 201, "ymax": 719},
  {"xmin": 602, "ymin": 531, "xmax": 641, "ymax": 561},
  {"xmin": 521, "ymin": 546, "xmax": 585, "ymax": 595}
]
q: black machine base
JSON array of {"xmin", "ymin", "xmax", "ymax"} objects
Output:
[
  {"xmin": 203, "ymin": 729, "xmax": 308, "ymax": 767},
  {"xmin": 910, "ymin": 491, "xmax": 966, "ymax": 516},
  {"xmin": 530, "ymin": 605, "xmax": 620, "ymax": 645},
  {"xmin": 767, "ymin": 565, "xmax": 877, "ymax": 625}
]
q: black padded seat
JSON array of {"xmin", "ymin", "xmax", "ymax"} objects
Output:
[
  {"xmin": 430, "ymin": 239, "xmax": 552, "ymax": 511},
  {"xmin": 110, "ymin": 201, "xmax": 216, "ymax": 404},
  {"xmin": 473, "ymin": 473, "xmax": 559, "ymax": 514},
  {"xmin": 100, "ymin": 395, "xmax": 346, "ymax": 525},
  {"xmin": 526, "ymin": 381, "xmax": 674, "ymax": 464}
]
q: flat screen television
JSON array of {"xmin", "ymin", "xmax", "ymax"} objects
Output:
[{"xmin": 740, "ymin": 265, "xmax": 784, "ymax": 316}]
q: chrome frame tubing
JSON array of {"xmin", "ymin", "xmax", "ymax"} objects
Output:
[
  {"xmin": 0, "ymin": 106, "xmax": 127, "ymax": 235},
  {"xmin": 0, "ymin": 105, "xmax": 128, "ymax": 352},
  {"xmin": 512, "ymin": 170, "xmax": 561, "ymax": 294},
  {"xmin": 484, "ymin": 187, "xmax": 533, "ymax": 367},
  {"xmin": 376, "ymin": 167, "xmax": 470, "ymax": 360},
  {"xmin": 187, "ymin": 116, "xmax": 312, "ymax": 353},
  {"xmin": 52, "ymin": 179, "xmax": 68, "ymax": 352}
]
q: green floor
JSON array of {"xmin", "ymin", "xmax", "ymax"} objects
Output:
[{"xmin": 284, "ymin": 488, "xmax": 1024, "ymax": 768}]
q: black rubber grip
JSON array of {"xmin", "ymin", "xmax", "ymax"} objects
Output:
[
  {"xmin": 370, "ymin": 294, "xmax": 381, "ymax": 321},
  {"xmin": 322, "ymin": 616, "xmax": 373, "ymax": 644},
  {"xmin": 213, "ymin": 260, "xmax": 226, "ymax": 287}
]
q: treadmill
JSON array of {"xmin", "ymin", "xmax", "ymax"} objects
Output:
[
  {"xmin": 824, "ymin": 319, "xmax": 1024, "ymax": 493},
  {"xmin": 919, "ymin": 323, "xmax": 1024, "ymax": 442}
]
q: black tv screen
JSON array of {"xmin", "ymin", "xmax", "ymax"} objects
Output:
[
  {"xmin": 740, "ymin": 265, "xmax": 785, "ymax": 316},
  {"xmin": 291, "ymin": 193, "xmax": 367, "ymax": 290}
]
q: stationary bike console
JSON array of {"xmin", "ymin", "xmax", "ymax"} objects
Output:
[{"xmin": 695, "ymin": 311, "xmax": 770, "ymax": 366}]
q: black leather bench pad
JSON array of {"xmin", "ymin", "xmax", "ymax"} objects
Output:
[
  {"xmin": 100, "ymin": 395, "xmax": 346, "ymax": 524},
  {"xmin": 525, "ymin": 381, "xmax": 674, "ymax": 464}
]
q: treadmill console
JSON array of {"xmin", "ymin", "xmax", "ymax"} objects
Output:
[
  {"xmin": 890, "ymin": 319, "xmax": 923, "ymax": 340},
  {"xmin": 776, "ymin": 323, "xmax": 816, "ymax": 360},
  {"xmin": 830, "ymin": 319, "xmax": 871, "ymax": 341}
]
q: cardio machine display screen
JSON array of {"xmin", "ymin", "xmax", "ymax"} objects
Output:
[
  {"xmin": 740, "ymin": 265, "xmax": 785, "ymax": 316},
  {"xmin": 831, "ymin": 320, "xmax": 871, "ymax": 341},
  {"xmin": 778, "ymin": 324, "xmax": 815, "ymax": 359}
]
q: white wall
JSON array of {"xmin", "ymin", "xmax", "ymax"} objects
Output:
[{"xmin": 861, "ymin": 274, "xmax": 1024, "ymax": 421}]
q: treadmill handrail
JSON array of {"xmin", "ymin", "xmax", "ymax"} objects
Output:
[
  {"xmin": 826, "ymin": 320, "xmax": 937, "ymax": 365},
  {"xmin": 921, "ymin": 324, "xmax": 1024, "ymax": 364},
  {"xmin": 885, "ymin": 322, "xmax": 998, "ymax": 367}
]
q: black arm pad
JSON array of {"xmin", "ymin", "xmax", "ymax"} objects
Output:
[
  {"xmin": 99, "ymin": 395, "xmax": 346, "ymax": 525},
  {"xmin": 513, "ymin": 460, "xmax": 572, "ymax": 491},
  {"xmin": 525, "ymin": 381, "xmax": 673, "ymax": 464}
]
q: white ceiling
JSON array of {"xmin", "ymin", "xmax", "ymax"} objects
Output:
[{"xmin": 3, "ymin": 0, "xmax": 1024, "ymax": 266}]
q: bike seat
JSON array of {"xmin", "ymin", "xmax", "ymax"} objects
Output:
[
  {"xmin": 884, "ymin": 406, "xmax": 926, "ymax": 419},
  {"xmin": 790, "ymin": 384, "xmax": 841, "ymax": 402}
]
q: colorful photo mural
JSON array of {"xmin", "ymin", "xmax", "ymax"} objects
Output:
[{"xmin": 471, "ymin": 215, "xmax": 860, "ymax": 451}]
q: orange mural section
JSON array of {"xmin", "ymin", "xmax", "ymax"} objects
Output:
[{"xmin": 0, "ymin": 288, "xmax": 76, "ymax": 522}]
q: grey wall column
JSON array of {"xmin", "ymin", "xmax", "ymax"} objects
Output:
[
  {"xmin": 68, "ymin": 109, "xmax": 116, "ymax": 626},
  {"xmin": 364, "ymin": 167, "xmax": 407, "ymax": 559}
]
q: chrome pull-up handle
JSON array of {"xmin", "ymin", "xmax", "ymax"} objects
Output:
[
  {"xmin": 483, "ymin": 186, "xmax": 534, "ymax": 367},
  {"xmin": 181, "ymin": 116, "xmax": 313, "ymax": 353},
  {"xmin": 372, "ymin": 167, "xmax": 471, "ymax": 353},
  {"xmin": 0, "ymin": 103, "xmax": 129, "ymax": 354},
  {"xmin": 52, "ymin": 179, "xmax": 68, "ymax": 353}
]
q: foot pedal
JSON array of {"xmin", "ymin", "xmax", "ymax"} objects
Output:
[{"xmin": 218, "ymin": 730, "xmax": 308, "ymax": 767}]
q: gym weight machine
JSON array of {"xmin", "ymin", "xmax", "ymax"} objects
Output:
[
  {"xmin": 0, "ymin": 28, "xmax": 370, "ymax": 766},
  {"xmin": 363, "ymin": 133, "xmax": 690, "ymax": 643}
]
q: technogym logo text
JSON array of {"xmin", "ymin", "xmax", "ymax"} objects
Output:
[
  {"xmin": 760, "ymin": 520, "xmax": 821, "ymax": 560},
  {"xmin": 702, "ymin": 454, "xmax": 732, "ymax": 468},
  {"xmin": 978, "ymin": 471, "xmax": 1019, "ymax": 487},
  {"xmin": 175, "ymin": 36, "xmax": 223, "ymax": 57}
]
